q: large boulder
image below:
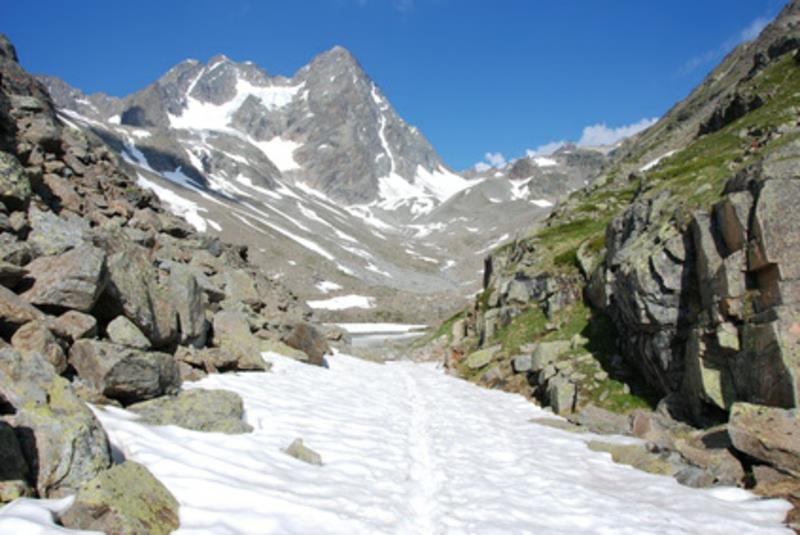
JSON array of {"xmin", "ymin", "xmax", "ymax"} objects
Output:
[
  {"xmin": 465, "ymin": 345, "xmax": 500, "ymax": 369},
  {"xmin": 221, "ymin": 269, "xmax": 260, "ymax": 305},
  {"xmin": 128, "ymin": 389, "xmax": 252, "ymax": 434},
  {"xmin": 282, "ymin": 322, "xmax": 330, "ymax": 366},
  {"xmin": 60, "ymin": 461, "xmax": 179, "ymax": 535},
  {"xmin": 20, "ymin": 244, "xmax": 107, "ymax": 312},
  {"xmin": 0, "ymin": 349, "xmax": 111, "ymax": 497},
  {"xmin": 728, "ymin": 402, "xmax": 800, "ymax": 477},
  {"xmin": 69, "ymin": 340, "xmax": 181, "ymax": 405},
  {"xmin": 750, "ymin": 178, "xmax": 800, "ymax": 278},
  {"xmin": 212, "ymin": 310, "xmax": 269, "ymax": 371},
  {"xmin": 530, "ymin": 341, "xmax": 571, "ymax": 371}
]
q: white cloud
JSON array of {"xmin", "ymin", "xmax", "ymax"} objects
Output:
[
  {"xmin": 679, "ymin": 15, "xmax": 771, "ymax": 76},
  {"xmin": 576, "ymin": 117, "xmax": 658, "ymax": 147},
  {"xmin": 526, "ymin": 141, "xmax": 567, "ymax": 157},
  {"xmin": 473, "ymin": 152, "xmax": 507, "ymax": 172}
]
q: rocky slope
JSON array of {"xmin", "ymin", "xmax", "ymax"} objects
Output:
[
  {"xmin": 434, "ymin": 1, "xmax": 800, "ymax": 528},
  {"xmin": 38, "ymin": 50, "xmax": 607, "ymax": 323},
  {"xmin": 0, "ymin": 33, "xmax": 338, "ymax": 532}
]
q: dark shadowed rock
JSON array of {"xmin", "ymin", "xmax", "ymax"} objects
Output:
[
  {"xmin": 128, "ymin": 388, "xmax": 252, "ymax": 434},
  {"xmin": 21, "ymin": 244, "xmax": 107, "ymax": 312},
  {"xmin": 60, "ymin": 461, "xmax": 179, "ymax": 535},
  {"xmin": 69, "ymin": 340, "xmax": 181, "ymax": 405},
  {"xmin": 0, "ymin": 421, "xmax": 32, "ymax": 503}
]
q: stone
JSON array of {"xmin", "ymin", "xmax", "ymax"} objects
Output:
[
  {"xmin": 714, "ymin": 192, "xmax": 751, "ymax": 254},
  {"xmin": 10, "ymin": 320, "xmax": 67, "ymax": 374},
  {"xmin": 100, "ymin": 244, "xmax": 157, "ymax": 340},
  {"xmin": 530, "ymin": 341, "xmax": 570, "ymax": 371},
  {"xmin": 735, "ymin": 317, "xmax": 798, "ymax": 408},
  {"xmin": 0, "ymin": 151, "xmax": 31, "ymax": 209},
  {"xmin": 52, "ymin": 310, "xmax": 97, "ymax": 341},
  {"xmin": 222, "ymin": 269, "xmax": 260, "ymax": 305},
  {"xmin": 716, "ymin": 322, "xmax": 740, "ymax": 351},
  {"xmin": 69, "ymin": 340, "xmax": 181, "ymax": 405},
  {"xmin": 284, "ymin": 438, "xmax": 323, "ymax": 466},
  {"xmin": 168, "ymin": 264, "xmax": 206, "ymax": 347},
  {"xmin": 174, "ymin": 345, "xmax": 239, "ymax": 373},
  {"xmin": 465, "ymin": 345, "xmax": 500, "ymax": 369},
  {"xmin": 682, "ymin": 328, "xmax": 734, "ymax": 412},
  {"xmin": 0, "ymin": 284, "xmax": 45, "ymax": 326},
  {"xmin": 20, "ymin": 244, "xmax": 107, "ymax": 312},
  {"xmin": 673, "ymin": 436, "xmax": 745, "ymax": 487},
  {"xmin": 259, "ymin": 339, "xmax": 309, "ymax": 362},
  {"xmin": 729, "ymin": 402, "xmax": 800, "ymax": 477},
  {"xmin": 27, "ymin": 207, "xmax": 88, "ymax": 256},
  {"xmin": 282, "ymin": 323, "xmax": 330, "ymax": 366},
  {"xmin": 106, "ymin": 315, "xmax": 151, "ymax": 349},
  {"xmin": 0, "ymin": 235, "xmax": 33, "ymax": 266},
  {"xmin": 691, "ymin": 211, "xmax": 724, "ymax": 310},
  {"xmin": 0, "ymin": 261, "xmax": 26, "ymax": 288},
  {"xmin": 587, "ymin": 441, "xmax": 674, "ymax": 476},
  {"xmin": 60, "ymin": 461, "xmax": 179, "ymax": 535},
  {"xmin": 212, "ymin": 310, "xmax": 269, "ymax": 371},
  {"xmin": 505, "ymin": 279, "xmax": 530, "ymax": 304},
  {"xmin": 42, "ymin": 173, "xmax": 82, "ymax": 212},
  {"xmin": 750, "ymin": 178, "xmax": 800, "ymax": 279},
  {"xmin": 512, "ymin": 354, "xmax": 533, "ymax": 373},
  {"xmin": 128, "ymin": 389, "xmax": 252, "ymax": 434},
  {"xmin": 0, "ymin": 421, "xmax": 32, "ymax": 503},
  {"xmin": 567, "ymin": 404, "xmax": 630, "ymax": 435},
  {"xmin": 0, "ymin": 349, "xmax": 111, "ymax": 497},
  {"xmin": 547, "ymin": 376, "xmax": 576, "ymax": 416}
]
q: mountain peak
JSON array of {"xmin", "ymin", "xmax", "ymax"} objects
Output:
[{"xmin": 0, "ymin": 33, "xmax": 19, "ymax": 63}]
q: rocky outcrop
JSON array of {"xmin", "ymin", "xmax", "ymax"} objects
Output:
[{"xmin": 0, "ymin": 33, "xmax": 321, "ymax": 520}]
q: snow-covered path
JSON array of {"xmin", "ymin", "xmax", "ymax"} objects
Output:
[{"xmin": 3, "ymin": 352, "xmax": 790, "ymax": 534}]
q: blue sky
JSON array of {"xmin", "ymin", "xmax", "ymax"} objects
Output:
[{"xmin": 1, "ymin": 0, "xmax": 788, "ymax": 170}]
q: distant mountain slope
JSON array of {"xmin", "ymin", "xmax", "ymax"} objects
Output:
[{"xmin": 39, "ymin": 47, "xmax": 608, "ymax": 321}]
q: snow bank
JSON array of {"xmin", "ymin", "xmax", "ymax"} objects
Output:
[
  {"xmin": 80, "ymin": 353, "xmax": 791, "ymax": 534},
  {"xmin": 306, "ymin": 295, "xmax": 375, "ymax": 310},
  {"xmin": 0, "ymin": 496, "xmax": 100, "ymax": 534}
]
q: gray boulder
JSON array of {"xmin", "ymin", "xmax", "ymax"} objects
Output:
[
  {"xmin": 0, "ymin": 284, "xmax": 45, "ymax": 326},
  {"xmin": 60, "ymin": 461, "xmax": 179, "ymax": 535},
  {"xmin": 568, "ymin": 404, "xmax": 630, "ymax": 435},
  {"xmin": 531, "ymin": 341, "xmax": 570, "ymax": 372},
  {"xmin": 512, "ymin": 353, "xmax": 533, "ymax": 373},
  {"xmin": 0, "ymin": 348, "xmax": 111, "ymax": 497},
  {"xmin": 106, "ymin": 315, "xmax": 151, "ymax": 349},
  {"xmin": 20, "ymin": 244, "xmax": 107, "ymax": 312},
  {"xmin": 128, "ymin": 389, "xmax": 252, "ymax": 434},
  {"xmin": 52, "ymin": 310, "xmax": 97, "ymax": 341},
  {"xmin": 284, "ymin": 438, "xmax": 323, "ymax": 466},
  {"xmin": 27, "ymin": 207, "xmax": 88, "ymax": 256},
  {"xmin": 69, "ymin": 340, "xmax": 181, "ymax": 405},
  {"xmin": 547, "ymin": 376, "xmax": 576, "ymax": 416}
]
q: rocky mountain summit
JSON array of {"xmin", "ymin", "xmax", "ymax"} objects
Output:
[
  {"xmin": 0, "ymin": 33, "xmax": 336, "ymax": 532},
  {"xmin": 37, "ymin": 48, "xmax": 607, "ymax": 323},
  {"xmin": 434, "ymin": 1, "xmax": 800, "ymax": 528}
]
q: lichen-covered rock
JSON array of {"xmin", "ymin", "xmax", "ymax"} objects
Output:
[
  {"xmin": 587, "ymin": 441, "xmax": 674, "ymax": 476},
  {"xmin": 465, "ymin": 345, "xmax": 500, "ymax": 369},
  {"xmin": 0, "ymin": 150, "xmax": 31, "ymax": 209},
  {"xmin": 128, "ymin": 388, "xmax": 252, "ymax": 434},
  {"xmin": 69, "ymin": 340, "xmax": 181, "ymax": 405},
  {"xmin": 729, "ymin": 402, "xmax": 800, "ymax": 477},
  {"xmin": 284, "ymin": 438, "xmax": 323, "ymax": 466},
  {"xmin": 282, "ymin": 322, "xmax": 330, "ymax": 366},
  {"xmin": 60, "ymin": 461, "xmax": 179, "ymax": 535},
  {"xmin": 20, "ymin": 244, "xmax": 107, "ymax": 312},
  {"xmin": 106, "ymin": 315, "xmax": 151, "ymax": 350},
  {"xmin": 547, "ymin": 376, "xmax": 576, "ymax": 416},
  {"xmin": 221, "ymin": 268, "xmax": 260, "ymax": 305},
  {"xmin": 27, "ymin": 207, "xmax": 89, "ymax": 256},
  {"xmin": 0, "ymin": 284, "xmax": 45, "ymax": 326},
  {"xmin": 0, "ymin": 348, "xmax": 111, "ymax": 497},
  {"xmin": 10, "ymin": 320, "xmax": 67, "ymax": 373}
]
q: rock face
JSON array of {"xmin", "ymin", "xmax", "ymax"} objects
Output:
[
  {"xmin": 60, "ymin": 461, "xmax": 180, "ymax": 535},
  {"xmin": 128, "ymin": 388, "xmax": 253, "ymax": 434}
]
